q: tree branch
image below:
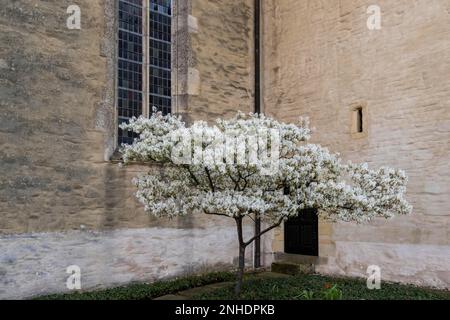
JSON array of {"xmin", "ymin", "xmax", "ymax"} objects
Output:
[
  {"xmin": 226, "ymin": 169, "xmax": 241, "ymax": 191},
  {"xmin": 204, "ymin": 210, "xmax": 230, "ymax": 218},
  {"xmin": 237, "ymin": 170, "xmax": 249, "ymax": 192},
  {"xmin": 205, "ymin": 167, "xmax": 216, "ymax": 192},
  {"xmin": 243, "ymin": 216, "xmax": 286, "ymax": 247},
  {"xmin": 185, "ymin": 166, "xmax": 200, "ymax": 186},
  {"xmin": 247, "ymin": 214, "xmax": 255, "ymax": 222}
]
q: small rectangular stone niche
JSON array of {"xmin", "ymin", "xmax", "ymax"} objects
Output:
[
  {"xmin": 356, "ymin": 107, "xmax": 363, "ymax": 133},
  {"xmin": 350, "ymin": 103, "xmax": 368, "ymax": 138}
]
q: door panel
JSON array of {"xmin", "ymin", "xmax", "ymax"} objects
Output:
[{"xmin": 284, "ymin": 209, "xmax": 319, "ymax": 256}]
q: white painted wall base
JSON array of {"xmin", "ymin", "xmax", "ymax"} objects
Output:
[
  {"xmin": 315, "ymin": 241, "xmax": 450, "ymax": 289},
  {"xmin": 0, "ymin": 227, "xmax": 254, "ymax": 299}
]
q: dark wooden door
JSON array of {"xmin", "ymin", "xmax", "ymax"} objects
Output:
[{"xmin": 284, "ymin": 209, "xmax": 319, "ymax": 256}]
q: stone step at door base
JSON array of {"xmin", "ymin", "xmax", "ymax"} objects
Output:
[
  {"xmin": 271, "ymin": 252, "xmax": 329, "ymax": 275},
  {"xmin": 271, "ymin": 262, "xmax": 315, "ymax": 276}
]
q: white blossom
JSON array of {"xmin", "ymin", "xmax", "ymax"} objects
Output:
[{"xmin": 121, "ymin": 111, "xmax": 412, "ymax": 225}]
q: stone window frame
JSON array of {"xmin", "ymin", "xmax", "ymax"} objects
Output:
[
  {"xmin": 350, "ymin": 102, "xmax": 369, "ymax": 139},
  {"xmin": 98, "ymin": 0, "xmax": 193, "ymax": 160}
]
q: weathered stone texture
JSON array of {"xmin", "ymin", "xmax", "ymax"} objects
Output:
[
  {"xmin": 2, "ymin": 0, "xmax": 448, "ymax": 297},
  {"xmin": 0, "ymin": 0, "xmax": 261, "ymax": 299},
  {"xmin": 264, "ymin": 0, "xmax": 450, "ymax": 288},
  {"xmin": 187, "ymin": 0, "xmax": 255, "ymax": 120},
  {"xmin": 0, "ymin": 226, "xmax": 253, "ymax": 299},
  {"xmin": 315, "ymin": 241, "xmax": 450, "ymax": 289},
  {"xmin": 0, "ymin": 0, "xmax": 123, "ymax": 233},
  {"xmin": 0, "ymin": 0, "xmax": 255, "ymax": 234}
]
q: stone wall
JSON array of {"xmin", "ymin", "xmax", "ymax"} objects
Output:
[
  {"xmin": 187, "ymin": 0, "xmax": 255, "ymax": 121},
  {"xmin": 0, "ymin": 226, "xmax": 254, "ymax": 299},
  {"xmin": 0, "ymin": 0, "xmax": 261, "ymax": 298},
  {"xmin": 0, "ymin": 0, "xmax": 122, "ymax": 233},
  {"xmin": 263, "ymin": 0, "xmax": 450, "ymax": 288}
]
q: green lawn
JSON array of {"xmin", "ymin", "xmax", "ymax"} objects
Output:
[{"xmin": 34, "ymin": 271, "xmax": 449, "ymax": 300}]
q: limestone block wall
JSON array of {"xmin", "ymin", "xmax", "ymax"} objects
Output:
[
  {"xmin": 186, "ymin": 0, "xmax": 255, "ymax": 121},
  {"xmin": 0, "ymin": 0, "xmax": 262, "ymax": 299},
  {"xmin": 263, "ymin": 0, "xmax": 450, "ymax": 288}
]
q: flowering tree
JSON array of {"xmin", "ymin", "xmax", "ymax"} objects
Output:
[{"xmin": 120, "ymin": 111, "xmax": 412, "ymax": 295}]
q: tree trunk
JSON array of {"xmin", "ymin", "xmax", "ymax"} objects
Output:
[
  {"xmin": 235, "ymin": 217, "xmax": 246, "ymax": 296},
  {"xmin": 233, "ymin": 216, "xmax": 285, "ymax": 296},
  {"xmin": 235, "ymin": 244, "xmax": 246, "ymax": 296}
]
